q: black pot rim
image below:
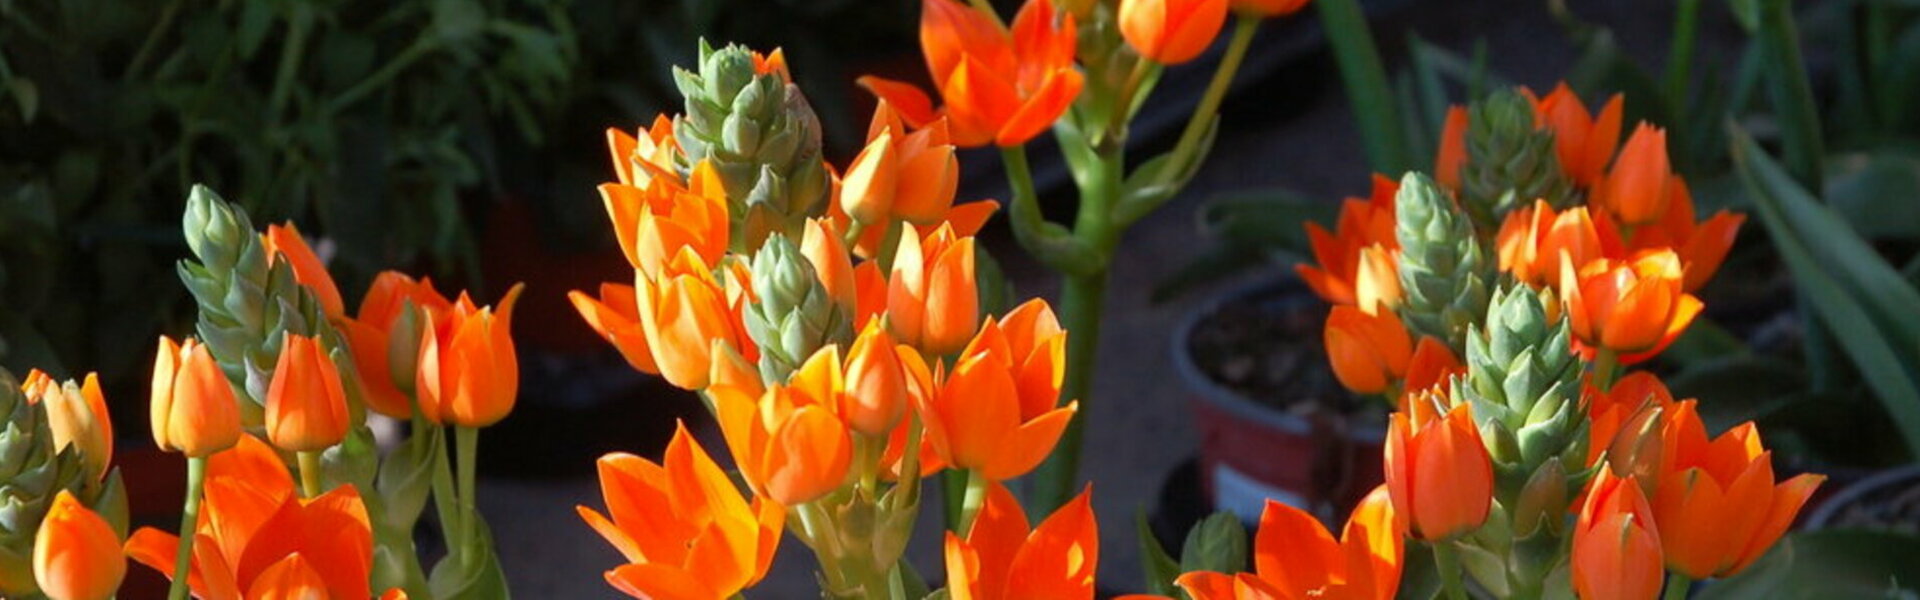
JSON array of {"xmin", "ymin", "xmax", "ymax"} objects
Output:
[
  {"xmin": 1804, "ymin": 462, "xmax": 1920, "ymax": 529},
  {"xmin": 1171, "ymin": 274, "xmax": 1388, "ymax": 442}
]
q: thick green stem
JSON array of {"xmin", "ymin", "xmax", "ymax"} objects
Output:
[
  {"xmin": 955, "ymin": 469, "xmax": 992, "ymax": 533},
  {"xmin": 1001, "ymin": 146, "xmax": 1102, "ymax": 276},
  {"xmin": 167, "ymin": 457, "xmax": 208, "ymax": 600},
  {"xmin": 1318, "ymin": 0, "xmax": 1409, "ymax": 174},
  {"xmin": 1433, "ymin": 541, "xmax": 1469, "ymax": 600},
  {"xmin": 1664, "ymin": 572, "xmax": 1692, "ymax": 600},
  {"xmin": 455, "ymin": 425, "xmax": 480, "ymax": 560},
  {"xmin": 1592, "ymin": 349, "xmax": 1621, "ymax": 392},
  {"xmin": 1662, "ymin": 0, "xmax": 1700, "ymax": 109},
  {"xmin": 297, "ymin": 450, "xmax": 324, "ymax": 499}
]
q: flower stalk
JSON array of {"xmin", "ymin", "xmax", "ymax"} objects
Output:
[{"xmin": 165, "ymin": 457, "xmax": 207, "ymax": 600}]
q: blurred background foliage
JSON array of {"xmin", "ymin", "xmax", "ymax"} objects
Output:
[{"xmin": 0, "ymin": 0, "xmax": 914, "ymax": 413}]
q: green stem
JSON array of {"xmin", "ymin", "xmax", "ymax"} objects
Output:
[
  {"xmin": 297, "ymin": 450, "xmax": 324, "ymax": 499},
  {"xmin": 1664, "ymin": 572, "xmax": 1692, "ymax": 600},
  {"xmin": 1105, "ymin": 58, "xmax": 1156, "ymax": 142},
  {"xmin": 124, "ymin": 0, "xmax": 184, "ymax": 80},
  {"xmin": 1000, "ymin": 145, "xmax": 1102, "ymax": 276},
  {"xmin": 1756, "ymin": 0, "xmax": 1823, "ymax": 191},
  {"xmin": 942, "ymin": 468, "xmax": 968, "ymax": 531},
  {"xmin": 1592, "ymin": 349, "xmax": 1621, "ymax": 392},
  {"xmin": 1160, "ymin": 16, "xmax": 1256, "ymax": 184},
  {"xmin": 893, "ymin": 415, "xmax": 924, "ymax": 510},
  {"xmin": 325, "ymin": 35, "xmax": 438, "ymax": 115},
  {"xmin": 955, "ymin": 469, "xmax": 992, "ymax": 533},
  {"xmin": 1433, "ymin": 541, "xmax": 1469, "ymax": 600},
  {"xmin": 1662, "ymin": 0, "xmax": 1700, "ymax": 108},
  {"xmin": 456, "ymin": 425, "xmax": 479, "ymax": 559},
  {"xmin": 166, "ymin": 457, "xmax": 208, "ymax": 600},
  {"xmin": 856, "ymin": 434, "xmax": 881, "ymax": 496},
  {"xmin": 1318, "ymin": 0, "xmax": 1408, "ymax": 174},
  {"xmin": 429, "ymin": 425, "xmax": 462, "ymax": 556},
  {"xmin": 266, "ymin": 7, "xmax": 313, "ymax": 122}
]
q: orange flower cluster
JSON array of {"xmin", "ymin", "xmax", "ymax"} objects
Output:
[
  {"xmin": 1177, "ymin": 487, "xmax": 1403, "ymax": 600},
  {"xmin": 859, "ymin": 0, "xmax": 1083, "ymax": 148},
  {"xmin": 944, "ymin": 482, "xmax": 1100, "ymax": 600}
]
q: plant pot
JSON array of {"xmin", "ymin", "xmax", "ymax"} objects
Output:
[
  {"xmin": 1173, "ymin": 275, "xmax": 1387, "ymax": 525},
  {"xmin": 1805, "ymin": 463, "xmax": 1920, "ymax": 532}
]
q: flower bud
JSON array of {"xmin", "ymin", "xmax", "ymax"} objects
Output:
[
  {"xmin": 21, "ymin": 371, "xmax": 113, "ymax": 481},
  {"xmin": 262, "ymin": 222, "xmax": 346, "ymax": 318},
  {"xmin": 266, "ymin": 333, "xmax": 351, "ymax": 452},
  {"xmin": 843, "ymin": 322, "xmax": 909, "ymax": 437},
  {"xmin": 1394, "ymin": 172, "xmax": 1494, "ymax": 349},
  {"xmin": 33, "ymin": 491, "xmax": 124, "ymax": 600},
  {"xmin": 744, "ymin": 234, "xmax": 854, "ymax": 382},
  {"xmin": 1385, "ymin": 402, "xmax": 1493, "ymax": 541},
  {"xmin": 1510, "ymin": 457, "xmax": 1569, "ymax": 538},
  {"xmin": 1120, "ymin": 0, "xmax": 1230, "ymax": 65},
  {"xmin": 151, "ymin": 336, "xmax": 242, "ymax": 457},
  {"xmin": 1323, "ymin": 305, "xmax": 1413, "ymax": 395},
  {"xmin": 416, "ymin": 284, "xmax": 523, "ymax": 428},
  {"xmin": 1461, "ymin": 89, "xmax": 1574, "ymax": 229},
  {"xmin": 887, "ymin": 225, "xmax": 978, "ymax": 356},
  {"xmin": 801, "ymin": 218, "xmax": 857, "ymax": 314},
  {"xmin": 1596, "ymin": 124, "xmax": 1672, "ymax": 227}
]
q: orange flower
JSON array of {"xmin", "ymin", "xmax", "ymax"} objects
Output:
[
  {"xmin": 841, "ymin": 101, "xmax": 961, "ymax": 226},
  {"xmin": 1650, "ymin": 409, "xmax": 1823, "ymax": 579},
  {"xmin": 341, "ymin": 271, "xmax": 454, "ymax": 419},
  {"xmin": 1402, "ymin": 336, "xmax": 1461, "ymax": 394},
  {"xmin": 1584, "ymin": 371, "xmax": 1675, "ymax": 470},
  {"xmin": 1620, "ymin": 179, "xmax": 1745, "ymax": 292},
  {"xmin": 945, "ymin": 482, "xmax": 1097, "ymax": 600},
  {"xmin": 802, "ymin": 218, "xmax": 858, "ymax": 313},
  {"xmin": 22, "ymin": 370, "xmax": 113, "ymax": 481},
  {"xmin": 1231, "ymin": 0, "xmax": 1309, "ymax": 18},
  {"xmin": 1595, "ymin": 124, "xmax": 1673, "ymax": 227},
  {"xmin": 887, "ymin": 224, "xmax": 979, "ymax": 356},
  {"xmin": 127, "ymin": 435, "xmax": 375, "ymax": 600},
  {"xmin": 570, "ymin": 282, "xmax": 660, "ymax": 374},
  {"xmin": 841, "ymin": 322, "xmax": 913, "ymax": 436},
  {"xmin": 1119, "ymin": 0, "xmax": 1229, "ymax": 65},
  {"xmin": 34, "ymin": 490, "xmax": 124, "ymax": 600},
  {"xmin": 151, "ymin": 336, "xmax": 242, "ymax": 458},
  {"xmin": 416, "ymin": 283, "xmax": 524, "ymax": 428},
  {"xmin": 861, "ymin": 0, "xmax": 1083, "ymax": 147},
  {"xmin": 578, "ymin": 423, "xmax": 784, "ymax": 599},
  {"xmin": 922, "ymin": 300, "xmax": 1076, "ymax": 481},
  {"xmin": 1573, "ymin": 469, "xmax": 1664, "ymax": 600},
  {"xmin": 637, "ymin": 249, "xmax": 757, "ymax": 390},
  {"xmin": 1178, "ymin": 485, "xmax": 1403, "ymax": 600},
  {"xmin": 1297, "ymin": 175, "xmax": 1400, "ymax": 309},
  {"xmin": 1435, "ymin": 106, "xmax": 1468, "ymax": 191},
  {"xmin": 606, "ymin": 114, "xmax": 680, "ymax": 189},
  {"xmin": 261, "ymin": 222, "xmax": 345, "ymax": 319},
  {"xmin": 1323, "ymin": 305, "xmax": 1413, "ymax": 395},
  {"xmin": 710, "ymin": 379, "xmax": 854, "ymax": 506},
  {"xmin": 265, "ymin": 333, "xmax": 350, "ymax": 452},
  {"xmin": 600, "ymin": 160, "xmax": 730, "ymax": 279},
  {"xmin": 1559, "ymin": 250, "xmax": 1703, "ymax": 363},
  {"xmin": 1495, "ymin": 200, "xmax": 1620, "ymax": 287},
  {"xmin": 1526, "ymin": 83, "xmax": 1623, "ymax": 187},
  {"xmin": 1385, "ymin": 403, "xmax": 1492, "ymax": 540}
]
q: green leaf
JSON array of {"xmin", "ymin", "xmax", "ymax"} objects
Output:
[
  {"xmin": 6, "ymin": 78, "xmax": 37, "ymax": 123},
  {"xmin": 1731, "ymin": 127, "xmax": 1920, "ymax": 457},
  {"xmin": 1180, "ymin": 511, "xmax": 1249, "ymax": 575},
  {"xmin": 1666, "ymin": 355, "xmax": 1807, "ymax": 432},
  {"xmin": 1698, "ymin": 530, "xmax": 1920, "ymax": 599},
  {"xmin": 1137, "ymin": 509, "xmax": 1185, "ymax": 597},
  {"xmin": 1657, "ymin": 317, "xmax": 1749, "ymax": 369},
  {"xmin": 429, "ymin": 513, "xmax": 512, "ymax": 599},
  {"xmin": 1826, "ymin": 151, "xmax": 1920, "ymax": 241}
]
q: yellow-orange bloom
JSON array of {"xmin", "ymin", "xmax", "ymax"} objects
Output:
[
  {"xmin": 578, "ymin": 423, "xmax": 784, "ymax": 599},
  {"xmin": 1435, "ymin": 106, "xmax": 1468, "ymax": 191},
  {"xmin": 1119, "ymin": 0, "xmax": 1228, "ymax": 65},
  {"xmin": 944, "ymin": 482, "xmax": 1097, "ymax": 600},
  {"xmin": 341, "ymin": 270, "xmax": 454, "ymax": 419},
  {"xmin": 1559, "ymin": 250, "xmax": 1702, "ymax": 363},
  {"xmin": 711, "ymin": 380, "xmax": 854, "ymax": 506},
  {"xmin": 262, "ymin": 222, "xmax": 345, "ymax": 319},
  {"xmin": 1230, "ymin": 0, "xmax": 1309, "ymax": 18},
  {"xmin": 1297, "ymin": 175, "xmax": 1400, "ymax": 309},
  {"xmin": 600, "ymin": 160, "xmax": 730, "ymax": 279},
  {"xmin": 861, "ymin": 0, "xmax": 1083, "ymax": 147},
  {"xmin": 1178, "ymin": 485, "xmax": 1403, "ymax": 600},
  {"xmin": 1621, "ymin": 179, "xmax": 1745, "ymax": 293},
  {"xmin": 923, "ymin": 300, "xmax": 1076, "ymax": 481},
  {"xmin": 1650, "ymin": 409, "xmax": 1823, "ymax": 579},
  {"xmin": 1573, "ymin": 469, "xmax": 1664, "ymax": 600},
  {"xmin": 151, "ymin": 336, "xmax": 242, "ymax": 457},
  {"xmin": 33, "ymin": 490, "xmax": 124, "ymax": 600},
  {"xmin": 606, "ymin": 114, "xmax": 681, "ymax": 189},
  {"xmin": 265, "ymin": 333, "xmax": 350, "ymax": 452},
  {"xmin": 841, "ymin": 101, "xmax": 961, "ymax": 226},
  {"xmin": 570, "ymin": 282, "xmax": 660, "ymax": 374},
  {"xmin": 1323, "ymin": 305, "xmax": 1413, "ymax": 395},
  {"xmin": 637, "ymin": 249, "xmax": 757, "ymax": 390},
  {"xmin": 888, "ymin": 224, "xmax": 979, "ymax": 356},
  {"xmin": 416, "ymin": 284, "xmax": 524, "ymax": 427},
  {"xmin": 1595, "ymin": 124, "xmax": 1673, "ymax": 227},
  {"xmin": 1495, "ymin": 200, "xmax": 1620, "ymax": 287},
  {"xmin": 1527, "ymin": 83, "xmax": 1623, "ymax": 187},
  {"xmin": 22, "ymin": 370, "xmax": 113, "ymax": 481},
  {"xmin": 127, "ymin": 435, "xmax": 374, "ymax": 599},
  {"xmin": 841, "ymin": 322, "xmax": 913, "ymax": 436},
  {"xmin": 1385, "ymin": 402, "xmax": 1491, "ymax": 541}
]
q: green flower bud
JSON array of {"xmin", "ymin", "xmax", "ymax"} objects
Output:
[
  {"xmin": 673, "ymin": 41, "xmax": 829, "ymax": 245},
  {"xmin": 1394, "ymin": 172, "xmax": 1495, "ymax": 349},
  {"xmin": 1510, "ymin": 458, "xmax": 1569, "ymax": 539},
  {"xmin": 743, "ymin": 235, "xmax": 853, "ymax": 382},
  {"xmin": 1461, "ymin": 89, "xmax": 1574, "ymax": 230},
  {"xmin": 0, "ymin": 369, "xmax": 126, "ymax": 597}
]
